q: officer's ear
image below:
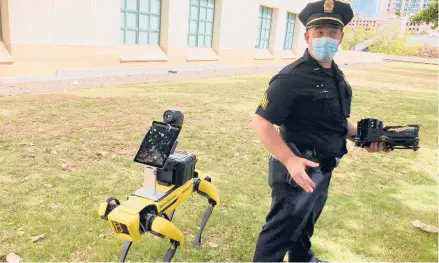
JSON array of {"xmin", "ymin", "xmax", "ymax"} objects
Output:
[{"xmin": 304, "ymin": 28, "xmax": 312, "ymax": 44}]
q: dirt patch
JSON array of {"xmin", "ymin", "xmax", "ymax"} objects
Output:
[
  {"xmin": 0, "ymin": 66, "xmax": 285, "ymax": 97},
  {"xmin": 0, "ymin": 124, "xmax": 8, "ymax": 136},
  {"xmin": 353, "ymin": 81, "xmax": 437, "ymax": 94},
  {"xmin": 345, "ymin": 67, "xmax": 438, "ymax": 82},
  {"xmin": 58, "ymin": 87, "xmax": 148, "ymax": 98},
  {"xmin": 187, "ymin": 119, "xmax": 216, "ymax": 126},
  {"xmin": 1, "ymin": 62, "xmax": 436, "ymax": 98},
  {"xmin": 71, "ymin": 248, "xmax": 89, "ymax": 261},
  {"xmin": 0, "ymin": 108, "xmax": 16, "ymax": 118}
]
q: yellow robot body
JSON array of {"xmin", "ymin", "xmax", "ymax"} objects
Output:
[
  {"xmin": 108, "ymin": 206, "xmax": 141, "ymax": 242},
  {"xmin": 98, "ymin": 110, "xmax": 220, "ymax": 262},
  {"xmin": 99, "ymin": 170, "xmax": 219, "ymax": 262},
  {"xmin": 104, "ymin": 177, "xmax": 198, "ymax": 243}
]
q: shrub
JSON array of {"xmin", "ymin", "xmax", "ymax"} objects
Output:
[
  {"xmin": 368, "ymin": 38, "xmax": 422, "ymax": 57},
  {"xmin": 416, "ymin": 44, "xmax": 439, "ymax": 58},
  {"xmin": 341, "ymin": 26, "xmax": 378, "ymax": 51},
  {"xmin": 342, "ymin": 24, "xmax": 436, "ymax": 57}
]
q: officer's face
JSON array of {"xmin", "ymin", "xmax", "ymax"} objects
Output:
[{"xmin": 305, "ymin": 26, "xmax": 344, "ymax": 45}]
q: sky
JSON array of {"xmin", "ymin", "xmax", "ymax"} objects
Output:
[{"xmin": 351, "ymin": 0, "xmax": 391, "ymax": 18}]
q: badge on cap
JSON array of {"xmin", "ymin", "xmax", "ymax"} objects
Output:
[
  {"xmin": 299, "ymin": 0, "xmax": 354, "ymax": 29},
  {"xmin": 324, "ymin": 0, "xmax": 334, "ymax": 13}
]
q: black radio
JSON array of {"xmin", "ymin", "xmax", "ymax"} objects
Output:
[{"xmin": 353, "ymin": 118, "xmax": 420, "ymax": 151}]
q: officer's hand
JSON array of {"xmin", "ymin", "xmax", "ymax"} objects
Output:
[
  {"xmin": 285, "ymin": 157, "xmax": 319, "ymax": 193},
  {"xmin": 367, "ymin": 142, "xmax": 390, "ymax": 153}
]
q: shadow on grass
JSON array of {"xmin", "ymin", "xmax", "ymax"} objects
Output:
[
  {"xmin": 317, "ymin": 193, "xmax": 437, "ymax": 261},
  {"xmin": 310, "ymin": 156, "xmax": 438, "ymax": 262}
]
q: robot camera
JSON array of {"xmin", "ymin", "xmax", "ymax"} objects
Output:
[{"xmin": 163, "ymin": 109, "xmax": 184, "ymax": 127}]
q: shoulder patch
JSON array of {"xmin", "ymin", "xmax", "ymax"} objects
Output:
[{"xmin": 260, "ymin": 91, "xmax": 269, "ymax": 110}]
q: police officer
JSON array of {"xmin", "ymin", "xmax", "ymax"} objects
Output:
[{"xmin": 251, "ymin": 0, "xmax": 386, "ymax": 262}]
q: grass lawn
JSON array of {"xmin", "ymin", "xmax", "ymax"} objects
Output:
[{"xmin": 0, "ymin": 61, "xmax": 437, "ymax": 262}]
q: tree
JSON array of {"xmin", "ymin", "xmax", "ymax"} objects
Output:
[
  {"xmin": 342, "ymin": 23, "xmax": 425, "ymax": 57},
  {"xmin": 341, "ymin": 26, "xmax": 378, "ymax": 51},
  {"xmin": 368, "ymin": 25, "xmax": 421, "ymax": 57},
  {"xmin": 410, "ymin": 0, "xmax": 438, "ymax": 29}
]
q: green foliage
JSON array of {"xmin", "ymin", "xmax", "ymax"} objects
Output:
[
  {"xmin": 341, "ymin": 26, "xmax": 378, "ymax": 51},
  {"xmin": 410, "ymin": 0, "xmax": 438, "ymax": 29},
  {"xmin": 369, "ymin": 39, "xmax": 421, "ymax": 56},
  {"xmin": 342, "ymin": 24, "xmax": 425, "ymax": 56},
  {"xmin": 368, "ymin": 25, "xmax": 422, "ymax": 56}
]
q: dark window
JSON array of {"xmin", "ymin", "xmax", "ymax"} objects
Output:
[{"xmin": 0, "ymin": 4, "xmax": 3, "ymax": 42}]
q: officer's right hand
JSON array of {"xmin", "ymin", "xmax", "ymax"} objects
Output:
[{"xmin": 285, "ymin": 156, "xmax": 319, "ymax": 192}]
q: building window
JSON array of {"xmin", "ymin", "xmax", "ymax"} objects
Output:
[
  {"xmin": 256, "ymin": 6, "xmax": 273, "ymax": 49},
  {"xmin": 424, "ymin": 0, "xmax": 431, "ymax": 8},
  {"xmin": 120, "ymin": 0, "xmax": 161, "ymax": 45},
  {"xmin": 188, "ymin": 0, "xmax": 215, "ymax": 48},
  {"xmin": 284, "ymin": 13, "xmax": 296, "ymax": 50},
  {"xmin": 0, "ymin": 4, "xmax": 2, "ymax": 42}
]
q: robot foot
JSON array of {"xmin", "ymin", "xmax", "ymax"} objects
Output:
[
  {"xmin": 119, "ymin": 241, "xmax": 132, "ymax": 262},
  {"xmin": 163, "ymin": 240, "xmax": 179, "ymax": 262}
]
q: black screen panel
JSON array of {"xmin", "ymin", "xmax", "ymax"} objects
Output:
[{"xmin": 133, "ymin": 121, "xmax": 181, "ymax": 168}]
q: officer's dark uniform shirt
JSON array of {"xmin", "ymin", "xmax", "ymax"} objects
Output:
[{"xmin": 255, "ymin": 49, "xmax": 352, "ymax": 159}]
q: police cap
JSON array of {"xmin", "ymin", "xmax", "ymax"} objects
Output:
[{"xmin": 299, "ymin": 0, "xmax": 354, "ymax": 29}]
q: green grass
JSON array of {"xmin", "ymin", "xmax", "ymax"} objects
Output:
[{"xmin": 0, "ymin": 61, "xmax": 437, "ymax": 262}]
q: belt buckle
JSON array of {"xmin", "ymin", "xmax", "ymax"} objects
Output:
[{"xmin": 304, "ymin": 149, "xmax": 313, "ymax": 157}]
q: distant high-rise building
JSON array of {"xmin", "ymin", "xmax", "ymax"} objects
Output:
[
  {"xmin": 386, "ymin": 0, "xmax": 434, "ymax": 16},
  {"xmin": 400, "ymin": 0, "xmax": 433, "ymax": 16},
  {"xmin": 376, "ymin": 0, "xmax": 391, "ymax": 16},
  {"xmin": 351, "ymin": 0, "xmax": 390, "ymax": 18},
  {"xmin": 387, "ymin": 0, "xmax": 400, "ymax": 13}
]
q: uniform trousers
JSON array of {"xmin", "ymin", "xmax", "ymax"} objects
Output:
[{"xmin": 252, "ymin": 156, "xmax": 335, "ymax": 262}]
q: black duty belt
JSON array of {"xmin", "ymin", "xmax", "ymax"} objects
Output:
[{"xmin": 286, "ymin": 143, "xmax": 339, "ymax": 172}]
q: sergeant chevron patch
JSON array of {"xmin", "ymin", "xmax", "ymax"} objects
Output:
[{"xmin": 260, "ymin": 91, "xmax": 269, "ymax": 110}]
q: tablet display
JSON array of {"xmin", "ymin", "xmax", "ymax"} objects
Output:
[{"xmin": 133, "ymin": 121, "xmax": 181, "ymax": 168}]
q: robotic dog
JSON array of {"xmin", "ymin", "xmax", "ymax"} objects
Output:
[
  {"xmin": 98, "ymin": 109, "xmax": 220, "ymax": 262},
  {"xmin": 353, "ymin": 118, "xmax": 420, "ymax": 151}
]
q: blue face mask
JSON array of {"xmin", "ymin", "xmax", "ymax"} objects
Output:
[{"xmin": 311, "ymin": 37, "xmax": 339, "ymax": 62}]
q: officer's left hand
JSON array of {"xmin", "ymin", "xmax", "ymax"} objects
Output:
[{"xmin": 367, "ymin": 142, "xmax": 390, "ymax": 153}]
